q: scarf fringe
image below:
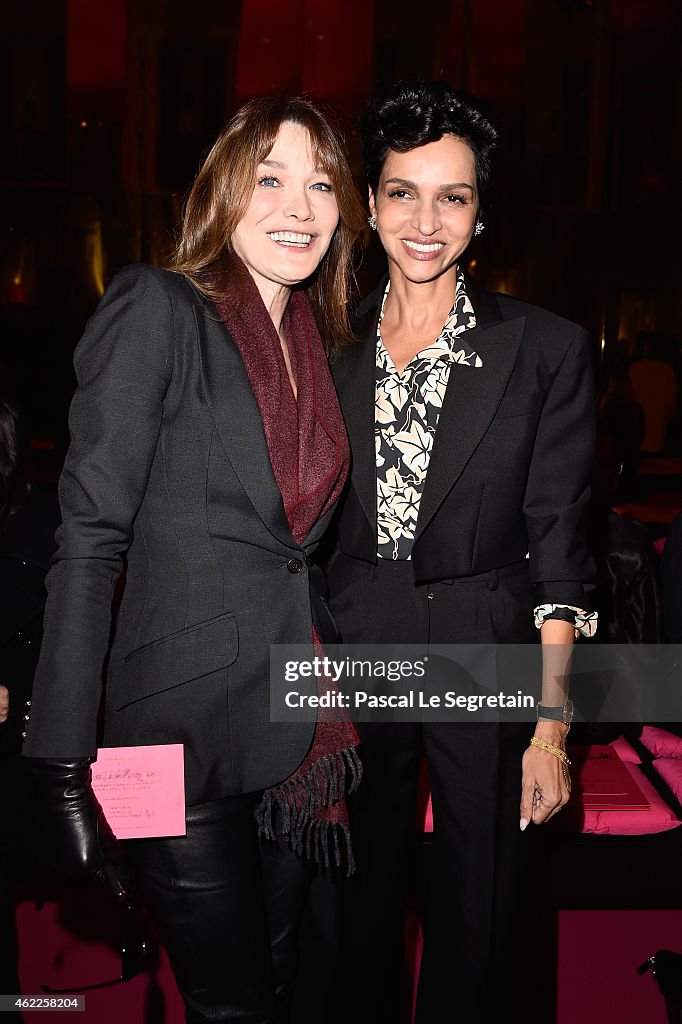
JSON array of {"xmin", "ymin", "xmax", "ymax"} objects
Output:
[{"xmin": 255, "ymin": 746, "xmax": 362, "ymax": 876}]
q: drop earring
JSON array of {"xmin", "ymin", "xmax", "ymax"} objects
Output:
[
  {"xmin": 474, "ymin": 221, "xmax": 485, "ymax": 237},
  {"xmin": 368, "ymin": 215, "xmax": 377, "ymax": 231}
]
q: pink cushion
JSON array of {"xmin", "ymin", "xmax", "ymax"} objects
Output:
[
  {"xmin": 640, "ymin": 725, "xmax": 682, "ymax": 759},
  {"xmin": 609, "ymin": 735, "xmax": 641, "ymax": 764},
  {"xmin": 653, "ymin": 757, "xmax": 682, "ymax": 804},
  {"xmin": 578, "ymin": 762, "xmax": 680, "ymax": 835}
]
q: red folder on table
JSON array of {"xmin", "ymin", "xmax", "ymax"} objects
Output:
[{"xmin": 570, "ymin": 744, "xmax": 651, "ymax": 810}]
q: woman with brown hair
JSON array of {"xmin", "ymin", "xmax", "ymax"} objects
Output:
[{"xmin": 23, "ymin": 96, "xmax": 365, "ymax": 1023}]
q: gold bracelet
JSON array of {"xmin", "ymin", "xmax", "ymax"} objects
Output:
[{"xmin": 530, "ymin": 735, "xmax": 571, "ymax": 767}]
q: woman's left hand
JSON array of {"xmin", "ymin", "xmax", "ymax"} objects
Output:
[
  {"xmin": 0, "ymin": 684, "xmax": 8, "ymax": 724},
  {"xmin": 519, "ymin": 721, "xmax": 571, "ymax": 829}
]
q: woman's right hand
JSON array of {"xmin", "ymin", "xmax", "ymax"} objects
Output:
[
  {"xmin": 0, "ymin": 684, "xmax": 8, "ymax": 723},
  {"xmin": 29, "ymin": 758, "xmax": 129, "ymax": 901}
]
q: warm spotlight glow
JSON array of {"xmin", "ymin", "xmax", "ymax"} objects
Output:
[
  {"xmin": 86, "ymin": 219, "xmax": 105, "ymax": 296},
  {"xmin": 11, "ymin": 249, "xmax": 27, "ymax": 303},
  {"xmin": 80, "ymin": 119, "xmax": 88, "ymax": 127}
]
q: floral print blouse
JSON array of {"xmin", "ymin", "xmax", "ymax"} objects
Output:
[
  {"xmin": 374, "ymin": 270, "xmax": 597, "ymax": 638},
  {"xmin": 375, "ymin": 268, "xmax": 479, "ymax": 560}
]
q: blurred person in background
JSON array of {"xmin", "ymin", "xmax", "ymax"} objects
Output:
[
  {"xmin": 629, "ymin": 331, "xmax": 679, "ymax": 454},
  {"xmin": 599, "ymin": 339, "xmax": 644, "ymax": 500},
  {"xmin": 0, "ymin": 396, "xmax": 59, "ymax": 1021}
]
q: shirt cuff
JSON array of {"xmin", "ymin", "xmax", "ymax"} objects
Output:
[{"xmin": 533, "ymin": 603, "xmax": 598, "ymax": 638}]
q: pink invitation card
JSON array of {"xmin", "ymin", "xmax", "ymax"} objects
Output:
[{"xmin": 91, "ymin": 744, "xmax": 186, "ymax": 838}]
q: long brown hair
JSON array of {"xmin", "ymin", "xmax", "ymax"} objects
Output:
[{"xmin": 170, "ymin": 96, "xmax": 365, "ymax": 353}]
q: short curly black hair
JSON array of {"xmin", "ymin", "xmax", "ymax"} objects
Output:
[{"xmin": 362, "ymin": 80, "xmax": 499, "ymax": 205}]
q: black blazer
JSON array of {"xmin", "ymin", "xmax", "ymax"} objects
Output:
[
  {"xmin": 330, "ymin": 273, "xmax": 596, "ymax": 606},
  {"xmin": 23, "ymin": 265, "xmax": 333, "ymax": 805}
]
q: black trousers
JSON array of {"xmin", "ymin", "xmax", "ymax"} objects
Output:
[
  {"xmin": 127, "ymin": 795, "xmax": 314, "ymax": 1024},
  {"xmin": 326, "ymin": 555, "xmax": 552, "ymax": 1024}
]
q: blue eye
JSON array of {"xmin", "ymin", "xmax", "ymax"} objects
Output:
[
  {"xmin": 258, "ymin": 176, "xmax": 280, "ymax": 188},
  {"xmin": 311, "ymin": 181, "xmax": 334, "ymax": 192}
]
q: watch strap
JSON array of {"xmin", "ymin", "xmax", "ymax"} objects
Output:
[{"xmin": 536, "ymin": 700, "xmax": 573, "ymax": 725}]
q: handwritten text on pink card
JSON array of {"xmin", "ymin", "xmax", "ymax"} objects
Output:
[{"xmin": 91, "ymin": 744, "xmax": 186, "ymax": 839}]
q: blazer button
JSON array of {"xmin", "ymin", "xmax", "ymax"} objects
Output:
[{"xmin": 287, "ymin": 558, "xmax": 303, "ymax": 574}]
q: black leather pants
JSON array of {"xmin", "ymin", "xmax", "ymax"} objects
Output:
[{"xmin": 127, "ymin": 794, "xmax": 314, "ymax": 1024}]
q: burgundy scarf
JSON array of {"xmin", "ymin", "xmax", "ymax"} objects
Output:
[{"xmin": 214, "ymin": 272, "xmax": 361, "ymax": 873}]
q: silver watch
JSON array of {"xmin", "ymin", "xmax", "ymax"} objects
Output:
[{"xmin": 536, "ymin": 699, "xmax": 574, "ymax": 726}]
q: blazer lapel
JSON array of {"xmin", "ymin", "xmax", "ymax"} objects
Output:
[
  {"xmin": 194, "ymin": 304, "xmax": 296, "ymax": 550},
  {"xmin": 414, "ymin": 282, "xmax": 526, "ymax": 542}
]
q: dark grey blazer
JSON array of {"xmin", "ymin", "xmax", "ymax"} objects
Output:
[
  {"xmin": 330, "ymin": 272, "xmax": 596, "ymax": 606},
  {"xmin": 23, "ymin": 264, "xmax": 335, "ymax": 805}
]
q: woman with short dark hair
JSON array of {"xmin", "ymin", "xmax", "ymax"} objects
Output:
[
  {"xmin": 23, "ymin": 96, "xmax": 365, "ymax": 1023},
  {"xmin": 362, "ymin": 79, "xmax": 497, "ymax": 209},
  {"xmin": 327, "ymin": 79, "xmax": 597, "ymax": 1022}
]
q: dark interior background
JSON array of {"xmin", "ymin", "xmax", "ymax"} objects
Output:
[{"xmin": 1, "ymin": 0, "xmax": 680, "ymax": 466}]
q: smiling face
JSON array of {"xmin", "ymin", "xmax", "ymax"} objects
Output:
[
  {"xmin": 369, "ymin": 134, "xmax": 478, "ymax": 286},
  {"xmin": 231, "ymin": 121, "xmax": 340, "ymax": 303}
]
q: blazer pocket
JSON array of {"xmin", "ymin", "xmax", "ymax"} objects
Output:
[{"xmin": 116, "ymin": 611, "xmax": 238, "ymax": 709}]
